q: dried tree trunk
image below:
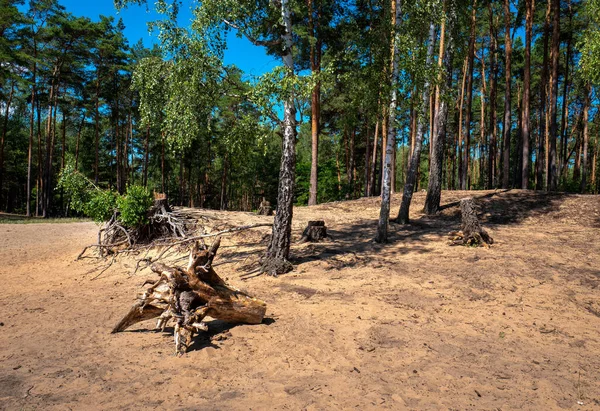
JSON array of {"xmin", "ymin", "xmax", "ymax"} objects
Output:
[
  {"xmin": 502, "ymin": 0, "xmax": 512, "ymax": 189},
  {"xmin": 397, "ymin": 21, "xmax": 436, "ymax": 224},
  {"xmin": 27, "ymin": 56, "xmax": 37, "ymax": 217},
  {"xmin": 425, "ymin": 1, "xmax": 456, "ymax": 215}
]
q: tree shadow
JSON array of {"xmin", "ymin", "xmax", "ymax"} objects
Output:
[{"xmin": 289, "ymin": 190, "xmax": 575, "ymax": 271}]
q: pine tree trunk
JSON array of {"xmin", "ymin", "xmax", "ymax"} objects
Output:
[
  {"xmin": 425, "ymin": 3, "xmax": 455, "ymax": 215},
  {"xmin": 398, "ymin": 22, "xmax": 436, "ymax": 224},
  {"xmin": 143, "ymin": 126, "xmax": 150, "ymax": 187},
  {"xmin": 579, "ymin": 84, "xmax": 590, "ymax": 192},
  {"xmin": 0, "ymin": 81, "xmax": 15, "ymax": 211},
  {"xmin": 94, "ymin": 75, "xmax": 100, "ymax": 184},
  {"xmin": 75, "ymin": 114, "xmax": 84, "ymax": 170},
  {"xmin": 548, "ymin": 0, "xmax": 560, "ymax": 191},
  {"xmin": 502, "ymin": 0, "xmax": 512, "ymax": 189},
  {"xmin": 307, "ymin": 0, "xmax": 321, "ymax": 206},
  {"xmin": 369, "ymin": 119, "xmax": 380, "ymax": 196},
  {"xmin": 461, "ymin": 0, "xmax": 477, "ymax": 190},
  {"xmin": 536, "ymin": 0, "xmax": 551, "ymax": 190},
  {"xmin": 559, "ymin": 36, "xmax": 571, "ymax": 177},
  {"xmin": 457, "ymin": 56, "xmax": 468, "ymax": 189},
  {"xmin": 521, "ymin": 0, "xmax": 533, "ymax": 189},
  {"xmin": 375, "ymin": 0, "xmax": 401, "ymax": 243},
  {"xmin": 27, "ymin": 56, "xmax": 37, "ymax": 217},
  {"xmin": 488, "ymin": 3, "xmax": 498, "ymax": 188}
]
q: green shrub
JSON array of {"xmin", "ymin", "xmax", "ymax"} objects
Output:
[
  {"xmin": 85, "ymin": 190, "xmax": 119, "ymax": 223},
  {"xmin": 117, "ymin": 185, "xmax": 154, "ymax": 227},
  {"xmin": 57, "ymin": 163, "xmax": 93, "ymax": 214}
]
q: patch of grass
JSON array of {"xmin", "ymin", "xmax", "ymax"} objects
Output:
[{"xmin": 0, "ymin": 214, "xmax": 91, "ymax": 224}]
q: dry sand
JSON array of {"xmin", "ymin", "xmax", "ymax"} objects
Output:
[{"xmin": 1, "ymin": 190, "xmax": 599, "ymax": 410}]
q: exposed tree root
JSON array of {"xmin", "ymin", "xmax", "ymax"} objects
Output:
[{"xmin": 112, "ymin": 238, "xmax": 267, "ymax": 355}]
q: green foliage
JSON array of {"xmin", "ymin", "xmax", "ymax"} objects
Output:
[
  {"xmin": 57, "ymin": 162, "xmax": 94, "ymax": 214},
  {"xmin": 579, "ymin": 0, "xmax": 600, "ymax": 85},
  {"xmin": 86, "ymin": 190, "xmax": 119, "ymax": 223},
  {"xmin": 116, "ymin": 185, "xmax": 154, "ymax": 227}
]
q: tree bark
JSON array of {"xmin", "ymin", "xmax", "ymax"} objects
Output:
[
  {"xmin": 548, "ymin": 0, "xmax": 560, "ymax": 191},
  {"xmin": 94, "ymin": 74, "xmax": 100, "ymax": 184},
  {"xmin": 398, "ymin": 21, "xmax": 436, "ymax": 224},
  {"xmin": 502, "ymin": 0, "xmax": 512, "ymax": 189},
  {"xmin": 521, "ymin": 0, "xmax": 533, "ymax": 189},
  {"xmin": 27, "ymin": 54, "xmax": 37, "ymax": 217},
  {"xmin": 0, "ymin": 80, "xmax": 15, "ymax": 210},
  {"xmin": 307, "ymin": 0, "xmax": 321, "ymax": 206},
  {"xmin": 425, "ymin": 1, "xmax": 455, "ymax": 215},
  {"xmin": 488, "ymin": 3, "xmax": 498, "ymax": 188},
  {"xmin": 375, "ymin": 0, "xmax": 401, "ymax": 243},
  {"xmin": 536, "ymin": 0, "xmax": 551, "ymax": 190},
  {"xmin": 580, "ymin": 83, "xmax": 591, "ymax": 192},
  {"xmin": 143, "ymin": 125, "xmax": 150, "ymax": 187},
  {"xmin": 263, "ymin": 0, "xmax": 296, "ymax": 275},
  {"xmin": 461, "ymin": 0, "xmax": 477, "ymax": 190}
]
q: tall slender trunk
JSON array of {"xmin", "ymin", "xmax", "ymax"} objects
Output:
[
  {"xmin": 94, "ymin": 74, "xmax": 100, "ymax": 184},
  {"xmin": 376, "ymin": 0, "xmax": 401, "ymax": 243},
  {"xmin": 521, "ymin": 0, "xmax": 533, "ymax": 188},
  {"xmin": 364, "ymin": 117, "xmax": 371, "ymax": 197},
  {"xmin": 502, "ymin": 0, "xmax": 512, "ymax": 189},
  {"xmin": 307, "ymin": 0, "xmax": 321, "ymax": 206},
  {"xmin": 398, "ymin": 21, "xmax": 436, "ymax": 224},
  {"xmin": 560, "ymin": 38, "xmax": 572, "ymax": 175},
  {"xmin": 580, "ymin": 83, "xmax": 591, "ymax": 192},
  {"xmin": 488, "ymin": 3, "xmax": 498, "ymax": 188},
  {"xmin": 143, "ymin": 125, "xmax": 150, "ymax": 187},
  {"xmin": 537, "ymin": 0, "xmax": 551, "ymax": 190},
  {"xmin": 161, "ymin": 131, "xmax": 165, "ymax": 193},
  {"xmin": 27, "ymin": 54, "xmax": 37, "ymax": 217},
  {"xmin": 479, "ymin": 38, "xmax": 487, "ymax": 188},
  {"xmin": 36, "ymin": 98, "xmax": 42, "ymax": 216},
  {"xmin": 457, "ymin": 55, "xmax": 468, "ymax": 188},
  {"xmin": 461, "ymin": 0, "xmax": 477, "ymax": 190},
  {"xmin": 0, "ymin": 80, "xmax": 15, "ymax": 210},
  {"xmin": 75, "ymin": 114, "xmax": 84, "ymax": 170},
  {"xmin": 425, "ymin": 1, "xmax": 456, "ymax": 214},
  {"xmin": 265, "ymin": 0, "xmax": 297, "ymax": 271},
  {"xmin": 548, "ymin": 0, "xmax": 560, "ymax": 191},
  {"xmin": 369, "ymin": 119, "xmax": 380, "ymax": 195}
]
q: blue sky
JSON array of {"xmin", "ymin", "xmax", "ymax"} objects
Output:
[{"xmin": 59, "ymin": 0, "xmax": 279, "ymax": 77}]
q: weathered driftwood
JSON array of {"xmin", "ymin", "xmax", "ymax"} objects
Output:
[
  {"xmin": 299, "ymin": 220, "xmax": 327, "ymax": 243},
  {"xmin": 449, "ymin": 197, "xmax": 493, "ymax": 247},
  {"xmin": 112, "ymin": 238, "xmax": 267, "ymax": 355},
  {"xmin": 256, "ymin": 198, "xmax": 273, "ymax": 216}
]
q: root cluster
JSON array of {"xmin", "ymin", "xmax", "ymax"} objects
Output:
[{"xmin": 111, "ymin": 238, "xmax": 267, "ymax": 355}]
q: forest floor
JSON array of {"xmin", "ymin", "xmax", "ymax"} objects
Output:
[{"xmin": 1, "ymin": 190, "xmax": 600, "ymax": 410}]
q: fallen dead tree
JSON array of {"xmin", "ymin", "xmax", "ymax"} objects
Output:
[
  {"xmin": 112, "ymin": 238, "xmax": 267, "ymax": 355},
  {"xmin": 449, "ymin": 197, "xmax": 494, "ymax": 247}
]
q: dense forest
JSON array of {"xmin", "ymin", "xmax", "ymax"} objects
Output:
[{"xmin": 1, "ymin": 0, "xmax": 599, "ymax": 220}]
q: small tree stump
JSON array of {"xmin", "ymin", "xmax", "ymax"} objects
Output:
[
  {"xmin": 449, "ymin": 198, "xmax": 493, "ymax": 247},
  {"xmin": 257, "ymin": 198, "xmax": 273, "ymax": 216},
  {"xmin": 299, "ymin": 220, "xmax": 327, "ymax": 243}
]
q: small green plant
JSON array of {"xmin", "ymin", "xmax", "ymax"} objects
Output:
[
  {"xmin": 85, "ymin": 189, "xmax": 119, "ymax": 223},
  {"xmin": 117, "ymin": 185, "xmax": 154, "ymax": 227}
]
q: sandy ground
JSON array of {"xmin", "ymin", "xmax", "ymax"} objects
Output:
[{"xmin": 1, "ymin": 189, "xmax": 600, "ymax": 410}]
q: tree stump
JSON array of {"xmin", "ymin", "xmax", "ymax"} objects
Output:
[
  {"xmin": 257, "ymin": 198, "xmax": 273, "ymax": 216},
  {"xmin": 112, "ymin": 238, "xmax": 267, "ymax": 355},
  {"xmin": 449, "ymin": 198, "xmax": 493, "ymax": 247},
  {"xmin": 153, "ymin": 192, "xmax": 171, "ymax": 213},
  {"xmin": 299, "ymin": 220, "xmax": 327, "ymax": 243}
]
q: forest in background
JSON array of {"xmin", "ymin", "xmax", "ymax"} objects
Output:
[{"xmin": 1, "ymin": 0, "xmax": 600, "ymax": 219}]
